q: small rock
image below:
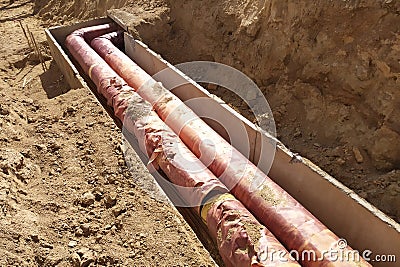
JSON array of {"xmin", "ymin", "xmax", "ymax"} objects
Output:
[
  {"xmin": 115, "ymin": 219, "xmax": 123, "ymax": 230},
  {"xmin": 27, "ymin": 117, "xmax": 36, "ymax": 123},
  {"xmin": 129, "ymin": 251, "xmax": 136, "ymax": 258},
  {"xmin": 81, "ymin": 192, "xmax": 95, "ymax": 207},
  {"xmin": 77, "ymin": 248, "xmax": 97, "ymax": 267},
  {"xmin": 134, "ymin": 241, "xmax": 141, "ymax": 248},
  {"xmin": 112, "ymin": 204, "xmax": 126, "ymax": 217},
  {"xmin": 48, "ymin": 142, "xmax": 61, "ymax": 152},
  {"xmin": 352, "ymin": 147, "xmax": 364, "ymax": 163},
  {"xmin": 95, "ymin": 235, "xmax": 102, "ymax": 242},
  {"xmin": 31, "ymin": 234, "xmax": 39, "ymax": 243},
  {"xmin": 70, "ymin": 252, "xmax": 81, "ymax": 267},
  {"xmin": 20, "ymin": 149, "xmax": 31, "ymax": 158},
  {"xmin": 18, "ymin": 189, "xmax": 28, "ymax": 195},
  {"xmin": 68, "ymin": 240, "xmax": 78, "ymax": 248},
  {"xmin": 40, "ymin": 241, "xmax": 53, "ymax": 249},
  {"xmin": 75, "ymin": 228, "xmax": 83, "ymax": 237},
  {"xmin": 336, "ymin": 158, "xmax": 346, "ymax": 165},
  {"xmin": 92, "ymin": 187, "xmax": 104, "ymax": 201},
  {"xmin": 76, "ymin": 140, "xmax": 85, "ymax": 147},
  {"xmin": 138, "ymin": 233, "xmax": 146, "ymax": 239},
  {"xmin": 34, "ymin": 143, "xmax": 47, "ymax": 151},
  {"xmin": 80, "ymin": 223, "xmax": 91, "ymax": 237},
  {"xmin": 65, "ymin": 106, "xmax": 77, "ymax": 114},
  {"xmin": 0, "ymin": 105, "xmax": 9, "ymax": 115},
  {"xmin": 22, "ymin": 98, "xmax": 34, "ymax": 105},
  {"xmin": 104, "ymin": 192, "xmax": 117, "ymax": 208},
  {"xmin": 375, "ymin": 60, "xmax": 391, "ymax": 78}
]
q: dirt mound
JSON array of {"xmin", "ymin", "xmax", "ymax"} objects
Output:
[{"xmin": 33, "ymin": 0, "xmax": 167, "ymax": 25}]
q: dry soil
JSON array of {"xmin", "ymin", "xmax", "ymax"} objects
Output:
[{"xmin": 0, "ymin": 0, "xmax": 399, "ymax": 266}]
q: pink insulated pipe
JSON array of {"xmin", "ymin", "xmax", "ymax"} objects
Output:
[
  {"xmin": 65, "ymin": 23, "xmax": 300, "ymax": 267},
  {"xmin": 90, "ymin": 30, "xmax": 371, "ymax": 267}
]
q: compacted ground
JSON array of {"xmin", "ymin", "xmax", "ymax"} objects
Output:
[{"xmin": 0, "ymin": 0, "xmax": 399, "ymax": 266}]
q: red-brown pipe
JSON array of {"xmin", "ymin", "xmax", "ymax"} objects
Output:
[
  {"xmin": 91, "ymin": 30, "xmax": 371, "ymax": 267},
  {"xmin": 65, "ymin": 25, "xmax": 299, "ymax": 267},
  {"xmin": 65, "ymin": 23, "xmax": 130, "ymax": 120},
  {"xmin": 128, "ymin": 98, "xmax": 299, "ymax": 267}
]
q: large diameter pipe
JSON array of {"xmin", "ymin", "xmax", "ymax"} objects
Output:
[
  {"xmin": 64, "ymin": 23, "xmax": 129, "ymax": 121},
  {"xmin": 66, "ymin": 24, "xmax": 225, "ymax": 205},
  {"xmin": 91, "ymin": 30, "xmax": 371, "ymax": 267},
  {"xmin": 128, "ymin": 96, "xmax": 299, "ymax": 267},
  {"xmin": 65, "ymin": 25, "xmax": 299, "ymax": 267}
]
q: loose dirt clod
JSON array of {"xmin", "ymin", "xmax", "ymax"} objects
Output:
[
  {"xmin": 81, "ymin": 192, "xmax": 95, "ymax": 207},
  {"xmin": 104, "ymin": 192, "xmax": 117, "ymax": 208},
  {"xmin": 68, "ymin": 240, "xmax": 78, "ymax": 248},
  {"xmin": 70, "ymin": 252, "xmax": 81, "ymax": 267},
  {"xmin": 352, "ymin": 147, "xmax": 364, "ymax": 164}
]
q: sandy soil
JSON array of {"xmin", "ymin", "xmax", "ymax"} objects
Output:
[
  {"xmin": 1, "ymin": 0, "xmax": 399, "ymax": 265},
  {"xmin": 0, "ymin": 1, "xmax": 217, "ymax": 266}
]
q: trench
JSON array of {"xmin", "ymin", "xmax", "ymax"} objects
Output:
[
  {"xmin": 38, "ymin": 0, "xmax": 400, "ymax": 264},
  {"xmin": 34, "ymin": 0, "xmax": 400, "ymax": 222},
  {"xmin": 100, "ymin": 1, "xmax": 400, "ymax": 223},
  {"xmin": 58, "ymin": 20, "xmax": 372, "ymax": 266}
]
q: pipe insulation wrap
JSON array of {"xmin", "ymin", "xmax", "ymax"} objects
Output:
[
  {"xmin": 90, "ymin": 30, "xmax": 371, "ymax": 267},
  {"xmin": 65, "ymin": 24, "xmax": 299, "ymax": 267},
  {"xmin": 125, "ymin": 98, "xmax": 299, "ymax": 267}
]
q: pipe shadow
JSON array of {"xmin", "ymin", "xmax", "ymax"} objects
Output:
[{"xmin": 39, "ymin": 60, "xmax": 72, "ymax": 99}]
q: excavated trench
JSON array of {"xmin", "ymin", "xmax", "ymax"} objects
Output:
[
  {"xmin": 35, "ymin": 0, "xmax": 400, "ymax": 221},
  {"xmin": 49, "ymin": 19, "xmax": 380, "ymax": 267}
]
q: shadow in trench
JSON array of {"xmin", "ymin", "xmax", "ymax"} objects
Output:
[{"xmin": 39, "ymin": 60, "xmax": 72, "ymax": 99}]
